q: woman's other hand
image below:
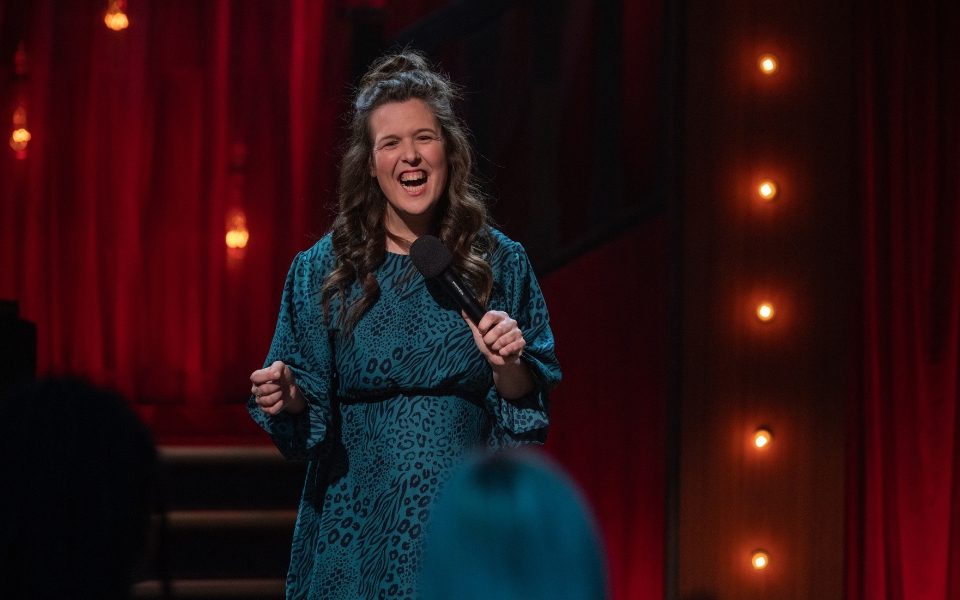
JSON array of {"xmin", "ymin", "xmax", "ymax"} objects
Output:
[{"xmin": 250, "ymin": 361, "xmax": 306, "ymax": 415}]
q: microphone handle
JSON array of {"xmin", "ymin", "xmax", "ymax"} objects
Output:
[{"xmin": 439, "ymin": 270, "xmax": 486, "ymax": 324}]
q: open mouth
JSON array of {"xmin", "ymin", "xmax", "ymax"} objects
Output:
[{"xmin": 399, "ymin": 170, "xmax": 428, "ymax": 191}]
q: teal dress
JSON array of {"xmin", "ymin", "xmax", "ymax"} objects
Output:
[{"xmin": 248, "ymin": 229, "xmax": 560, "ymax": 600}]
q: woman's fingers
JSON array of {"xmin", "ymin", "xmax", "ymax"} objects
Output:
[
  {"xmin": 464, "ymin": 310, "xmax": 525, "ymax": 363},
  {"xmin": 491, "ymin": 328, "xmax": 522, "ymax": 352},
  {"xmin": 251, "ymin": 361, "xmax": 284, "ymax": 384},
  {"xmin": 497, "ymin": 337, "xmax": 525, "ymax": 357},
  {"xmin": 250, "ymin": 360, "xmax": 301, "ymax": 414},
  {"xmin": 258, "ymin": 394, "xmax": 287, "ymax": 415},
  {"xmin": 251, "ymin": 381, "xmax": 282, "ymax": 397},
  {"xmin": 483, "ymin": 319, "xmax": 517, "ymax": 347}
]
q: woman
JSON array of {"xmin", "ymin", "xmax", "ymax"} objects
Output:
[{"xmin": 248, "ymin": 51, "xmax": 560, "ymax": 600}]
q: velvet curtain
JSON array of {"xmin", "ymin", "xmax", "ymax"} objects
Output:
[
  {"xmin": 848, "ymin": 0, "xmax": 960, "ymax": 597},
  {"xmin": 0, "ymin": 0, "xmax": 350, "ymax": 439},
  {"xmin": 542, "ymin": 219, "xmax": 668, "ymax": 600}
]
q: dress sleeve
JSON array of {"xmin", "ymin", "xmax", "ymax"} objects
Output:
[
  {"xmin": 485, "ymin": 243, "xmax": 561, "ymax": 447},
  {"xmin": 247, "ymin": 251, "xmax": 333, "ymax": 460}
]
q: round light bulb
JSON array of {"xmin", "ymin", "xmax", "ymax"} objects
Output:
[
  {"xmin": 225, "ymin": 229, "xmax": 250, "ymax": 249},
  {"xmin": 225, "ymin": 211, "xmax": 250, "ymax": 249},
  {"xmin": 756, "ymin": 302, "xmax": 775, "ymax": 322},
  {"xmin": 758, "ymin": 54, "xmax": 779, "ymax": 75},
  {"xmin": 753, "ymin": 428, "xmax": 772, "ymax": 448},
  {"xmin": 104, "ymin": 1, "xmax": 130, "ymax": 31},
  {"xmin": 9, "ymin": 127, "xmax": 31, "ymax": 151},
  {"xmin": 752, "ymin": 550, "xmax": 770, "ymax": 570},
  {"xmin": 758, "ymin": 179, "xmax": 778, "ymax": 201}
]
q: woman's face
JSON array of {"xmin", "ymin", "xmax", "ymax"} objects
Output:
[{"xmin": 369, "ymin": 98, "xmax": 449, "ymax": 236}]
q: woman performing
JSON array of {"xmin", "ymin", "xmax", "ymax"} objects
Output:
[{"xmin": 248, "ymin": 51, "xmax": 560, "ymax": 600}]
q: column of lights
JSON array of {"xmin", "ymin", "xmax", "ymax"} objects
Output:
[
  {"xmin": 747, "ymin": 49, "xmax": 783, "ymax": 575},
  {"xmin": 753, "ymin": 51, "xmax": 781, "ymax": 325}
]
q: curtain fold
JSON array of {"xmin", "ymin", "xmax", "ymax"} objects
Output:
[{"xmin": 850, "ymin": 0, "xmax": 960, "ymax": 597}]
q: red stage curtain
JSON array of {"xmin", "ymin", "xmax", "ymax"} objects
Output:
[
  {"xmin": 0, "ymin": 0, "xmax": 349, "ymax": 439},
  {"xmin": 848, "ymin": 0, "xmax": 960, "ymax": 597},
  {"xmin": 542, "ymin": 219, "xmax": 668, "ymax": 600}
]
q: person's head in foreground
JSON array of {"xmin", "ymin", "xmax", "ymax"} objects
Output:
[
  {"xmin": 1, "ymin": 377, "xmax": 157, "ymax": 599},
  {"xmin": 420, "ymin": 449, "xmax": 609, "ymax": 600}
]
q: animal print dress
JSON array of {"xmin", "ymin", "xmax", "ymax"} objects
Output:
[{"xmin": 248, "ymin": 228, "xmax": 560, "ymax": 599}]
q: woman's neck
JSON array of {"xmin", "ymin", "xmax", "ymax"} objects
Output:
[
  {"xmin": 385, "ymin": 229, "xmax": 414, "ymax": 254},
  {"xmin": 383, "ymin": 209, "xmax": 435, "ymax": 254}
]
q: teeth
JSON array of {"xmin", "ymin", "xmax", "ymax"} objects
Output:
[{"xmin": 400, "ymin": 171, "xmax": 426, "ymax": 182}]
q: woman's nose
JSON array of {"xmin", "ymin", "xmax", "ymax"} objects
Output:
[{"xmin": 400, "ymin": 139, "xmax": 420, "ymax": 164}]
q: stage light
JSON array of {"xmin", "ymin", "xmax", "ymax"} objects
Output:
[
  {"xmin": 758, "ymin": 179, "xmax": 778, "ymax": 201},
  {"xmin": 104, "ymin": 0, "xmax": 130, "ymax": 31},
  {"xmin": 753, "ymin": 428, "xmax": 773, "ymax": 449},
  {"xmin": 758, "ymin": 54, "xmax": 779, "ymax": 75},
  {"xmin": 226, "ymin": 212, "xmax": 250, "ymax": 249},
  {"xmin": 756, "ymin": 302, "xmax": 775, "ymax": 322},
  {"xmin": 751, "ymin": 550, "xmax": 770, "ymax": 570},
  {"xmin": 9, "ymin": 105, "xmax": 30, "ymax": 158},
  {"xmin": 9, "ymin": 128, "xmax": 31, "ymax": 151}
]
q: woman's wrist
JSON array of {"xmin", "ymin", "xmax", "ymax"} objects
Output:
[
  {"xmin": 491, "ymin": 359, "xmax": 535, "ymax": 400},
  {"xmin": 285, "ymin": 387, "xmax": 308, "ymax": 415}
]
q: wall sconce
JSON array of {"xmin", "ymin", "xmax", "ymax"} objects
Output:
[
  {"xmin": 751, "ymin": 550, "xmax": 770, "ymax": 570},
  {"xmin": 757, "ymin": 53, "xmax": 779, "ymax": 75},
  {"xmin": 756, "ymin": 302, "xmax": 775, "ymax": 322}
]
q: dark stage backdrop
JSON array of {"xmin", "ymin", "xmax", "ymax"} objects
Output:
[
  {"xmin": 0, "ymin": 2, "xmax": 670, "ymax": 599},
  {"xmin": 847, "ymin": 0, "xmax": 960, "ymax": 597}
]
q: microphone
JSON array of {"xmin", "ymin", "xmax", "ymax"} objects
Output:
[{"xmin": 409, "ymin": 235, "xmax": 486, "ymax": 324}]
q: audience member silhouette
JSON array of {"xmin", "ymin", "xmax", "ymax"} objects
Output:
[
  {"xmin": 0, "ymin": 377, "xmax": 158, "ymax": 599},
  {"xmin": 419, "ymin": 449, "xmax": 609, "ymax": 600}
]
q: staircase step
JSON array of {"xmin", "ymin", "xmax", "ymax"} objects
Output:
[
  {"xmin": 158, "ymin": 446, "xmax": 305, "ymax": 510},
  {"xmin": 140, "ymin": 509, "xmax": 295, "ymax": 580},
  {"xmin": 164, "ymin": 509, "xmax": 298, "ymax": 529},
  {"xmin": 137, "ymin": 447, "xmax": 303, "ymax": 584}
]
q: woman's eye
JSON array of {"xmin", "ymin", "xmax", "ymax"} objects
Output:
[
  {"xmin": 417, "ymin": 135, "xmax": 436, "ymax": 142},
  {"xmin": 380, "ymin": 140, "xmax": 398, "ymax": 149}
]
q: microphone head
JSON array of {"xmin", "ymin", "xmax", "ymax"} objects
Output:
[{"xmin": 410, "ymin": 235, "xmax": 452, "ymax": 278}]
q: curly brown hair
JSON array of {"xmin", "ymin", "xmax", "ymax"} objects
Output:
[{"xmin": 322, "ymin": 51, "xmax": 494, "ymax": 331}]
